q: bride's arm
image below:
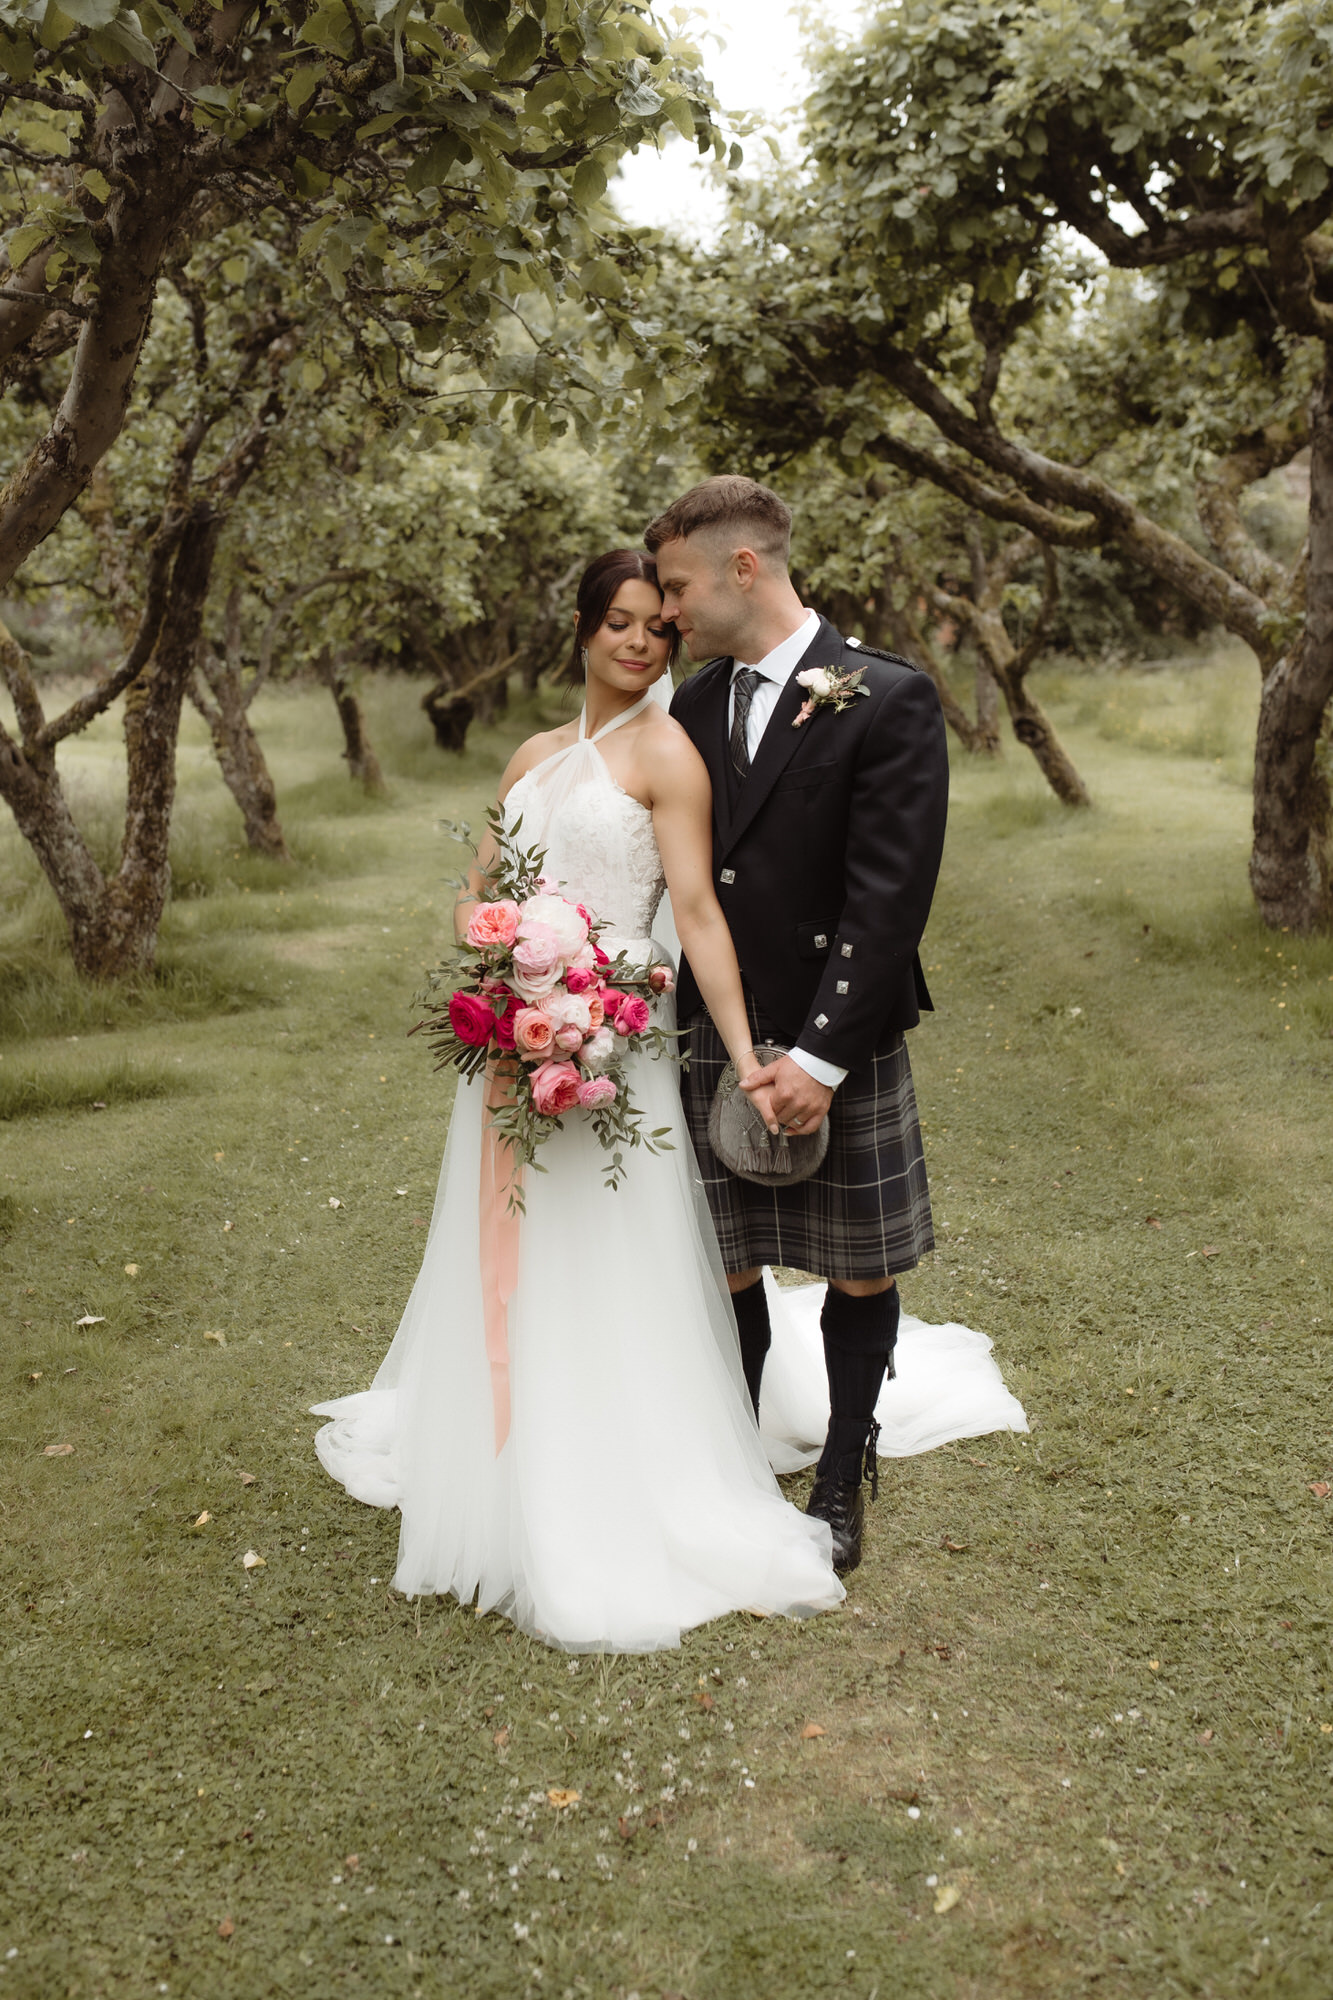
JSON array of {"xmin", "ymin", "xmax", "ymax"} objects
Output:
[{"xmin": 646, "ymin": 728, "xmax": 779, "ymax": 1132}]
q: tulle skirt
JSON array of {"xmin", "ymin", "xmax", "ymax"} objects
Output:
[{"xmin": 312, "ymin": 1007, "xmax": 846, "ymax": 1652}]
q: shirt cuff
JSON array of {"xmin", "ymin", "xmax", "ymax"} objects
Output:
[{"xmin": 788, "ymin": 1046, "xmax": 848, "ymax": 1090}]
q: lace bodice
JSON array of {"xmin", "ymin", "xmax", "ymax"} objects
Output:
[{"xmin": 506, "ymin": 746, "xmax": 665, "ymax": 946}]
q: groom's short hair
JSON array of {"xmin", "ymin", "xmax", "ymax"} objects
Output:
[{"xmin": 644, "ymin": 476, "xmax": 792, "ymax": 568}]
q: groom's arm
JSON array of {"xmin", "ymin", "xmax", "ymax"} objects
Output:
[{"xmin": 794, "ymin": 669, "xmax": 949, "ymax": 1075}]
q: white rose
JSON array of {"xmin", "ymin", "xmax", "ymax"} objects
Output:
[
  {"xmin": 797, "ymin": 666, "xmax": 834, "ymax": 699},
  {"xmin": 518, "ymin": 893, "xmax": 589, "ymax": 961},
  {"xmin": 579, "ymin": 1027, "xmax": 616, "ymax": 1073},
  {"xmin": 542, "ymin": 993, "xmax": 592, "ymax": 1035}
]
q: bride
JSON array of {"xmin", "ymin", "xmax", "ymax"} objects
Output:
[{"xmin": 312, "ymin": 549, "xmax": 847, "ymax": 1651}]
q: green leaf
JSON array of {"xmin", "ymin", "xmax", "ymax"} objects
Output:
[
  {"xmin": 462, "ymin": 0, "xmax": 508, "ymax": 55},
  {"xmin": 406, "ymin": 130, "xmax": 463, "ymax": 193},
  {"xmin": 54, "ymin": 0, "xmax": 120, "ymax": 28},
  {"xmin": 580, "ymin": 255, "xmax": 626, "ymax": 297},
  {"xmin": 292, "ymin": 154, "xmax": 331, "ymax": 198},
  {"xmin": 91, "ymin": 11, "xmax": 158, "ymax": 64},
  {"xmin": 5, "ymin": 223, "xmax": 51, "ymax": 271},
  {"xmin": 495, "ymin": 11, "xmax": 542, "ymax": 79},
  {"xmin": 286, "ymin": 63, "xmax": 323, "ymax": 112},
  {"xmin": 570, "ymin": 155, "xmax": 607, "ymax": 205}
]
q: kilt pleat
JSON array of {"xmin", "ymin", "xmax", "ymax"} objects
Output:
[{"xmin": 681, "ymin": 1003, "xmax": 934, "ymax": 1280}]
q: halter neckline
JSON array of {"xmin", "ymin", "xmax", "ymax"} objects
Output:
[{"xmin": 578, "ymin": 689, "xmax": 656, "ymax": 744}]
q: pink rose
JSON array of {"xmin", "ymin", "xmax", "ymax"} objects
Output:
[
  {"xmin": 586, "ymin": 990, "xmax": 606, "ymax": 1031},
  {"xmin": 577, "ymin": 1075, "xmax": 617, "ymax": 1110},
  {"xmin": 564, "ymin": 966, "xmax": 596, "ymax": 994},
  {"xmin": 599, "ymin": 987, "xmax": 627, "ymax": 1017},
  {"xmin": 593, "ymin": 943, "xmax": 610, "ymax": 966},
  {"xmin": 648, "ymin": 964, "xmax": 674, "ymax": 995},
  {"xmin": 554, "ymin": 1023, "xmax": 585, "ymax": 1052},
  {"xmin": 512, "ymin": 1006, "xmax": 555, "ymax": 1057},
  {"xmin": 466, "ymin": 899, "xmax": 520, "ymax": 950},
  {"xmin": 614, "ymin": 995, "xmax": 651, "ymax": 1037},
  {"xmin": 529, "ymin": 1060, "xmax": 582, "ymax": 1116},
  {"xmin": 448, "ymin": 991, "xmax": 496, "ymax": 1048},
  {"xmin": 510, "ymin": 924, "xmax": 562, "ymax": 1001}
]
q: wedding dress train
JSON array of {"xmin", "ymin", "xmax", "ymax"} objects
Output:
[{"xmin": 312, "ymin": 693, "xmax": 1027, "ymax": 1652}]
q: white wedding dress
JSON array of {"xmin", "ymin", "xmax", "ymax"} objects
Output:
[{"xmin": 312, "ymin": 694, "xmax": 1027, "ymax": 1652}]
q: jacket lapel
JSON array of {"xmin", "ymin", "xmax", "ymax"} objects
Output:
[{"xmin": 721, "ymin": 617, "xmax": 841, "ymax": 856}]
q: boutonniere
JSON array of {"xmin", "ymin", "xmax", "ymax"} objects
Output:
[{"xmin": 792, "ymin": 664, "xmax": 870, "ymax": 728}]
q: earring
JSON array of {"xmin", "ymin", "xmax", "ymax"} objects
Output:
[{"xmin": 580, "ymin": 647, "xmax": 589, "ymax": 673}]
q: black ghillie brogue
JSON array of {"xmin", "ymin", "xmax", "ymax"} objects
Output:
[{"xmin": 806, "ymin": 1420, "xmax": 880, "ymax": 1575}]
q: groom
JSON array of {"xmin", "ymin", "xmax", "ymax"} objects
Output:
[{"xmin": 646, "ymin": 476, "xmax": 949, "ymax": 1574}]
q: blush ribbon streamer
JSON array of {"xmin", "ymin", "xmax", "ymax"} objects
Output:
[{"xmin": 479, "ymin": 1060, "xmax": 521, "ymax": 1454}]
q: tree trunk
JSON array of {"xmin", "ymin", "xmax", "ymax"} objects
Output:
[
  {"xmin": 318, "ymin": 655, "xmax": 386, "ymax": 793},
  {"xmin": 76, "ymin": 506, "xmax": 221, "ymax": 976},
  {"xmin": 974, "ymin": 661, "xmax": 1002, "ymax": 754},
  {"xmin": 422, "ymin": 682, "xmax": 476, "ymax": 752},
  {"xmin": 1249, "ymin": 351, "xmax": 1333, "ymax": 931},
  {"xmin": 190, "ymin": 657, "xmax": 290, "ymax": 860},
  {"xmin": 0, "ymin": 507, "xmax": 220, "ymax": 979}
]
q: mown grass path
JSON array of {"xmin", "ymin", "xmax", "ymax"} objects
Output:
[{"xmin": 2, "ymin": 662, "xmax": 1331, "ymax": 1999}]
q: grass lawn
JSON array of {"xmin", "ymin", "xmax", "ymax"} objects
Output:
[{"xmin": 2, "ymin": 651, "xmax": 1332, "ymax": 2000}]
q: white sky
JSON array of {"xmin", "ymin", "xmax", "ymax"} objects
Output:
[{"xmin": 615, "ymin": 0, "xmax": 869, "ymax": 242}]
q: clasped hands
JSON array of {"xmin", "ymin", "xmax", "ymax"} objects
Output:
[{"xmin": 737, "ymin": 1053, "xmax": 834, "ymax": 1138}]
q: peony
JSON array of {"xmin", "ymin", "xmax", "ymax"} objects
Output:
[
  {"xmin": 647, "ymin": 964, "xmax": 674, "ymax": 995},
  {"xmin": 518, "ymin": 893, "xmax": 588, "ymax": 962},
  {"xmin": 577, "ymin": 1075, "xmax": 617, "ymax": 1110},
  {"xmin": 796, "ymin": 666, "xmax": 835, "ymax": 699},
  {"xmin": 564, "ymin": 966, "xmax": 597, "ymax": 995},
  {"xmin": 579, "ymin": 1027, "xmax": 616, "ymax": 1073},
  {"xmin": 510, "ymin": 924, "xmax": 563, "ymax": 1001},
  {"xmin": 529, "ymin": 1060, "xmax": 582, "ymax": 1116},
  {"xmin": 512, "ymin": 1006, "xmax": 556, "ymax": 1058},
  {"xmin": 613, "ymin": 994, "xmax": 651, "ymax": 1037},
  {"xmin": 554, "ymin": 1023, "xmax": 585, "ymax": 1053},
  {"xmin": 448, "ymin": 991, "xmax": 496, "ymax": 1047},
  {"xmin": 466, "ymin": 899, "xmax": 521, "ymax": 950}
]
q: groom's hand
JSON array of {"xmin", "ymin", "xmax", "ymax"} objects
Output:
[{"xmin": 740, "ymin": 1056, "xmax": 834, "ymax": 1137}]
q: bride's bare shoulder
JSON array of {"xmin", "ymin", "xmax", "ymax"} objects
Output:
[
  {"xmin": 639, "ymin": 709, "xmax": 706, "ymax": 777},
  {"xmin": 497, "ymin": 720, "xmax": 578, "ymax": 799}
]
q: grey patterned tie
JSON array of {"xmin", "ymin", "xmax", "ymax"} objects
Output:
[{"xmin": 729, "ymin": 667, "xmax": 762, "ymax": 781}]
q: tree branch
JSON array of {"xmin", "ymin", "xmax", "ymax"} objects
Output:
[{"xmin": 1195, "ymin": 406, "xmax": 1310, "ymax": 603}]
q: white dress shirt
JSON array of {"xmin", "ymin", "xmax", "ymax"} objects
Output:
[{"xmin": 727, "ymin": 610, "xmax": 848, "ymax": 1092}]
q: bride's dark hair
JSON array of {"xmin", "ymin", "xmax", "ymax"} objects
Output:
[{"xmin": 560, "ymin": 549, "xmax": 681, "ymax": 683}]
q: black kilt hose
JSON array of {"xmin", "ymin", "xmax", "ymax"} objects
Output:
[
  {"xmin": 681, "ymin": 1002, "xmax": 934, "ymax": 1280},
  {"xmin": 668, "ymin": 618, "xmax": 950, "ymax": 1284}
]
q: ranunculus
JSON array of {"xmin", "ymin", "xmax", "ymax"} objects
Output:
[
  {"xmin": 512, "ymin": 1006, "xmax": 556, "ymax": 1057},
  {"xmin": 530, "ymin": 1060, "xmax": 582, "ymax": 1116},
  {"xmin": 542, "ymin": 992, "xmax": 592, "ymax": 1037},
  {"xmin": 448, "ymin": 991, "xmax": 496, "ymax": 1047},
  {"xmin": 577, "ymin": 1075, "xmax": 617, "ymax": 1110},
  {"xmin": 614, "ymin": 995, "xmax": 651, "ymax": 1037},
  {"xmin": 797, "ymin": 665, "xmax": 834, "ymax": 699},
  {"xmin": 579, "ymin": 1027, "xmax": 615, "ymax": 1073},
  {"xmin": 647, "ymin": 965, "xmax": 674, "ymax": 994},
  {"xmin": 466, "ymin": 899, "xmax": 521, "ymax": 950},
  {"xmin": 564, "ymin": 966, "xmax": 597, "ymax": 994},
  {"xmin": 510, "ymin": 924, "xmax": 562, "ymax": 1001},
  {"xmin": 554, "ymin": 1023, "xmax": 584, "ymax": 1053},
  {"xmin": 518, "ymin": 893, "xmax": 588, "ymax": 961}
]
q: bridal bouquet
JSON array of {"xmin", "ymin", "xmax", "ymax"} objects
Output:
[{"xmin": 414, "ymin": 808, "xmax": 676, "ymax": 1195}]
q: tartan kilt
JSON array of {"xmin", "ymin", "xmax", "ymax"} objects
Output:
[{"xmin": 680, "ymin": 1003, "xmax": 935, "ymax": 1281}]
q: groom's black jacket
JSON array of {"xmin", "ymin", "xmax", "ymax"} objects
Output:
[{"xmin": 669, "ymin": 617, "xmax": 949, "ymax": 1076}]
